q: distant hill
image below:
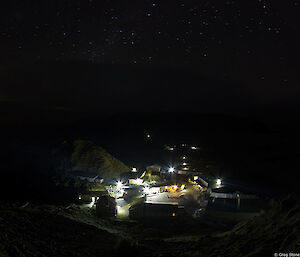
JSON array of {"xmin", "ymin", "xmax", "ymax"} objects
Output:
[{"xmin": 53, "ymin": 139, "xmax": 130, "ymax": 180}]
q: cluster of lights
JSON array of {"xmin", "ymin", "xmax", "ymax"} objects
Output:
[{"xmin": 165, "ymin": 145, "xmax": 175, "ymax": 151}]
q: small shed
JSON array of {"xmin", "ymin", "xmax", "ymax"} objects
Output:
[{"xmin": 96, "ymin": 195, "xmax": 117, "ymax": 217}]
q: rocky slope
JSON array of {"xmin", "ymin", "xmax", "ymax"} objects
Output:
[
  {"xmin": 149, "ymin": 196, "xmax": 300, "ymax": 257},
  {"xmin": 0, "ymin": 208, "xmax": 120, "ymax": 257},
  {"xmin": 53, "ymin": 139, "xmax": 130, "ymax": 179},
  {"xmin": 1, "ymin": 196, "xmax": 299, "ymax": 257}
]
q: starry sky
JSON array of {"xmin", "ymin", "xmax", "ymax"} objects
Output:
[{"xmin": 0, "ymin": 0, "xmax": 299, "ymax": 115}]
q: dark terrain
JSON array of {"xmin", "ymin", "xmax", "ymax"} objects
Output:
[{"xmin": 1, "ymin": 195, "xmax": 299, "ymax": 257}]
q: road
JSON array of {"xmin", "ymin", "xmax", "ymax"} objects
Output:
[
  {"xmin": 145, "ymin": 182, "xmax": 205, "ymax": 216},
  {"xmin": 146, "ymin": 191, "xmax": 180, "ymax": 205}
]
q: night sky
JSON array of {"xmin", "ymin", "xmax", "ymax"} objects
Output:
[{"xmin": 0, "ymin": 0, "xmax": 299, "ymax": 116}]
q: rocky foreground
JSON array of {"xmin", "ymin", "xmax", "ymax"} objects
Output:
[
  {"xmin": 0, "ymin": 196, "xmax": 300, "ymax": 257},
  {"xmin": 0, "ymin": 208, "xmax": 123, "ymax": 257},
  {"xmin": 145, "ymin": 196, "xmax": 300, "ymax": 257}
]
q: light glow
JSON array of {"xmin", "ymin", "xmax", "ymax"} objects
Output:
[
  {"xmin": 117, "ymin": 205, "xmax": 126, "ymax": 215},
  {"xmin": 168, "ymin": 167, "xmax": 175, "ymax": 173},
  {"xmin": 129, "ymin": 178, "xmax": 143, "ymax": 185},
  {"xmin": 144, "ymin": 187, "xmax": 151, "ymax": 195},
  {"xmin": 116, "ymin": 181, "xmax": 123, "ymax": 189}
]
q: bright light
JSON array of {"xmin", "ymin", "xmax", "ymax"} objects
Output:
[
  {"xmin": 181, "ymin": 185, "xmax": 185, "ymax": 190},
  {"xmin": 172, "ymin": 212, "xmax": 176, "ymax": 217},
  {"xmin": 168, "ymin": 167, "xmax": 175, "ymax": 173},
  {"xmin": 191, "ymin": 146, "xmax": 198, "ymax": 150},
  {"xmin": 182, "ymin": 162, "xmax": 187, "ymax": 166},
  {"xmin": 146, "ymin": 134, "xmax": 151, "ymax": 138},
  {"xmin": 173, "ymin": 185, "xmax": 178, "ymax": 190},
  {"xmin": 144, "ymin": 187, "xmax": 151, "ymax": 195},
  {"xmin": 194, "ymin": 176, "xmax": 198, "ymax": 181},
  {"xmin": 87, "ymin": 202, "xmax": 94, "ymax": 208},
  {"xmin": 151, "ymin": 187, "xmax": 160, "ymax": 194},
  {"xmin": 182, "ymin": 156, "xmax": 186, "ymax": 159},
  {"xmin": 129, "ymin": 178, "xmax": 143, "ymax": 185},
  {"xmin": 90, "ymin": 197, "xmax": 96, "ymax": 207},
  {"xmin": 134, "ymin": 178, "xmax": 143, "ymax": 185},
  {"xmin": 116, "ymin": 181, "xmax": 123, "ymax": 189},
  {"xmin": 78, "ymin": 195, "xmax": 81, "ymax": 200},
  {"xmin": 117, "ymin": 206, "xmax": 126, "ymax": 215},
  {"xmin": 216, "ymin": 179, "xmax": 222, "ymax": 186},
  {"xmin": 131, "ymin": 167, "xmax": 137, "ymax": 172}
]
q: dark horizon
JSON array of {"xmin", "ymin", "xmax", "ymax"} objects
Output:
[{"xmin": 1, "ymin": 60, "xmax": 300, "ymax": 122}]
